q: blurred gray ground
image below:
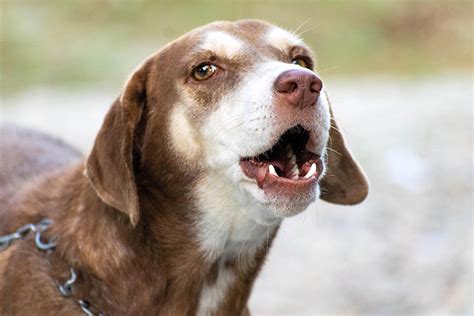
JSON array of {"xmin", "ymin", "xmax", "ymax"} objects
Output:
[{"xmin": 1, "ymin": 75, "xmax": 472, "ymax": 315}]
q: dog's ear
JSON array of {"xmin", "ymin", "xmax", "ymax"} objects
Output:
[
  {"xmin": 319, "ymin": 93, "xmax": 369, "ymax": 205},
  {"xmin": 85, "ymin": 62, "xmax": 149, "ymax": 226}
]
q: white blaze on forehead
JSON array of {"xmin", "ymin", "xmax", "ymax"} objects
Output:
[
  {"xmin": 200, "ymin": 31, "xmax": 243, "ymax": 58},
  {"xmin": 265, "ymin": 26, "xmax": 303, "ymax": 50}
]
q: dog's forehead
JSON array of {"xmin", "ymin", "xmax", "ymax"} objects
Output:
[
  {"xmin": 199, "ymin": 31, "xmax": 245, "ymax": 59},
  {"xmin": 181, "ymin": 20, "xmax": 306, "ymax": 59},
  {"xmin": 264, "ymin": 26, "xmax": 304, "ymax": 50}
]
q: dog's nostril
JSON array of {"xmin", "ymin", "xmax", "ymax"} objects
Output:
[
  {"xmin": 310, "ymin": 77, "xmax": 323, "ymax": 93},
  {"xmin": 289, "ymin": 82, "xmax": 298, "ymax": 93},
  {"xmin": 274, "ymin": 77, "xmax": 298, "ymax": 94}
]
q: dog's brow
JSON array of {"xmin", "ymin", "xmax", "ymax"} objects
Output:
[
  {"xmin": 265, "ymin": 26, "xmax": 303, "ymax": 51},
  {"xmin": 290, "ymin": 45, "xmax": 312, "ymax": 58},
  {"xmin": 199, "ymin": 31, "xmax": 244, "ymax": 59}
]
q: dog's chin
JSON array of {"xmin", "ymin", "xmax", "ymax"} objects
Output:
[
  {"xmin": 265, "ymin": 184, "xmax": 319, "ymax": 218},
  {"xmin": 239, "ymin": 176, "xmax": 319, "ymax": 222}
]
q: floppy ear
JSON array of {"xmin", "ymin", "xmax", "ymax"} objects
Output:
[
  {"xmin": 319, "ymin": 94, "xmax": 369, "ymax": 205},
  {"xmin": 85, "ymin": 62, "xmax": 149, "ymax": 226}
]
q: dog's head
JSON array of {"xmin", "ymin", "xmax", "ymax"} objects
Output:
[{"xmin": 85, "ymin": 20, "xmax": 368, "ymax": 226}]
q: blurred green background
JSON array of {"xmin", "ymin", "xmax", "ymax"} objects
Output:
[{"xmin": 1, "ymin": 0, "xmax": 472, "ymax": 95}]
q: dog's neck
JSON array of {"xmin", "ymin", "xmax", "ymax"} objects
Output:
[
  {"xmin": 192, "ymin": 171, "xmax": 281, "ymax": 258},
  {"xmin": 45, "ymin": 164, "xmax": 279, "ymax": 314}
]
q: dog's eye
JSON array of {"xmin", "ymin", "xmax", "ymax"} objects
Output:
[
  {"xmin": 292, "ymin": 58, "xmax": 308, "ymax": 69},
  {"xmin": 192, "ymin": 63, "xmax": 217, "ymax": 81}
]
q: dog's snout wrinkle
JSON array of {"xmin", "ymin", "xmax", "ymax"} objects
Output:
[{"xmin": 273, "ymin": 69, "xmax": 322, "ymax": 108}]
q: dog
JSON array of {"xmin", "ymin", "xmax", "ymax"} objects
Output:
[{"xmin": 0, "ymin": 19, "xmax": 368, "ymax": 315}]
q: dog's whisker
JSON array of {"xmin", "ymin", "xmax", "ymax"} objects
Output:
[
  {"xmin": 330, "ymin": 125, "xmax": 342, "ymax": 133},
  {"xmin": 318, "ymin": 65, "xmax": 340, "ymax": 74},
  {"xmin": 295, "ymin": 25, "xmax": 318, "ymax": 38},
  {"xmin": 292, "ymin": 17, "xmax": 312, "ymax": 37},
  {"xmin": 326, "ymin": 146, "xmax": 343, "ymax": 157}
]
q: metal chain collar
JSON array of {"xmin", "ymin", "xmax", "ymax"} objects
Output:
[{"xmin": 0, "ymin": 219, "xmax": 103, "ymax": 315}]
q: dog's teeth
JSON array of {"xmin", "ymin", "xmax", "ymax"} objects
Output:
[
  {"xmin": 269, "ymin": 164, "xmax": 278, "ymax": 177},
  {"xmin": 291, "ymin": 164, "xmax": 299, "ymax": 176},
  {"xmin": 304, "ymin": 163, "xmax": 317, "ymax": 179}
]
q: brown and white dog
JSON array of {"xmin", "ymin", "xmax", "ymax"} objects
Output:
[{"xmin": 0, "ymin": 20, "xmax": 368, "ymax": 315}]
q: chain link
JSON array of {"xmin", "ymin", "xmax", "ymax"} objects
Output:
[
  {"xmin": 79, "ymin": 300, "xmax": 102, "ymax": 316},
  {"xmin": 58, "ymin": 268, "xmax": 77, "ymax": 297},
  {"xmin": 0, "ymin": 219, "xmax": 103, "ymax": 315},
  {"xmin": 0, "ymin": 219, "xmax": 51, "ymax": 251}
]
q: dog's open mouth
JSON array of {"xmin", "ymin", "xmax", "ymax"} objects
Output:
[{"xmin": 240, "ymin": 125, "xmax": 323, "ymax": 195}]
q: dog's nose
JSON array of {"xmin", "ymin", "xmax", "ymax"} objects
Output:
[{"xmin": 273, "ymin": 70, "xmax": 323, "ymax": 108}]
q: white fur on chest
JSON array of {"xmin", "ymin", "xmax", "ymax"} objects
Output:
[
  {"xmin": 196, "ymin": 260, "xmax": 235, "ymax": 316},
  {"xmin": 195, "ymin": 173, "xmax": 279, "ymax": 259},
  {"xmin": 195, "ymin": 174, "xmax": 280, "ymax": 314}
]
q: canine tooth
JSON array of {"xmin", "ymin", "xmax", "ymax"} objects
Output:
[
  {"xmin": 291, "ymin": 164, "xmax": 299, "ymax": 176},
  {"xmin": 286, "ymin": 145, "xmax": 293, "ymax": 158},
  {"xmin": 269, "ymin": 164, "xmax": 278, "ymax": 176},
  {"xmin": 304, "ymin": 163, "xmax": 317, "ymax": 179}
]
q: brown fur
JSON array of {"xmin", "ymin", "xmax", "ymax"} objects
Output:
[
  {"xmin": 319, "ymin": 94, "xmax": 369, "ymax": 205},
  {"xmin": 0, "ymin": 20, "xmax": 368, "ymax": 315}
]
